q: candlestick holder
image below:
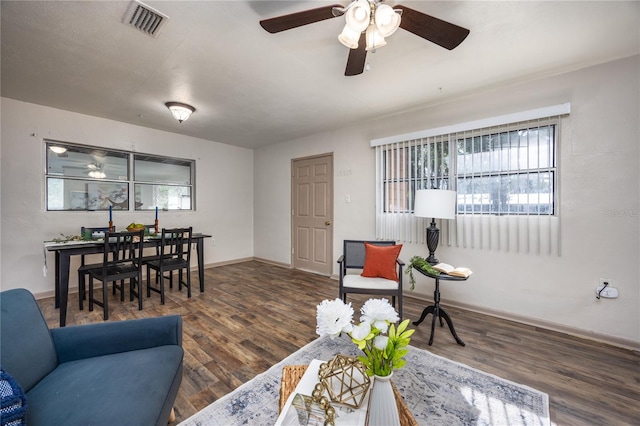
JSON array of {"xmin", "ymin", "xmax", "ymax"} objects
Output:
[
  {"xmin": 108, "ymin": 221, "xmax": 114, "ymax": 233},
  {"xmin": 154, "ymin": 219, "xmax": 159, "ymax": 234}
]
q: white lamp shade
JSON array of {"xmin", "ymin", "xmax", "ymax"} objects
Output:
[
  {"xmin": 345, "ymin": 0, "xmax": 371, "ymax": 32},
  {"xmin": 414, "ymin": 189, "xmax": 457, "ymax": 219},
  {"xmin": 375, "ymin": 4, "xmax": 401, "ymax": 37},
  {"xmin": 365, "ymin": 24, "xmax": 386, "ymax": 51},
  {"xmin": 338, "ymin": 25, "xmax": 361, "ymax": 49}
]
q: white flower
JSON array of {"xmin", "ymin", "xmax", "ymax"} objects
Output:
[
  {"xmin": 373, "ymin": 335, "xmax": 389, "ymax": 351},
  {"xmin": 360, "ymin": 298, "xmax": 399, "ymax": 333},
  {"xmin": 316, "ymin": 298, "xmax": 354, "ymax": 339},
  {"xmin": 351, "ymin": 321, "xmax": 371, "ymax": 341}
]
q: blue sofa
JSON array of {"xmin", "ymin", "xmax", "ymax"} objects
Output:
[{"xmin": 0, "ymin": 288, "xmax": 183, "ymax": 425}]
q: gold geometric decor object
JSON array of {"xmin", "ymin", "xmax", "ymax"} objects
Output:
[{"xmin": 318, "ymin": 354, "xmax": 371, "ymax": 409}]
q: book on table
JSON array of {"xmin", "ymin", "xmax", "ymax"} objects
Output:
[{"xmin": 432, "ymin": 263, "xmax": 473, "ymax": 278}]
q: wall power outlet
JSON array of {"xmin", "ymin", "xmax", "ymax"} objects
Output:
[{"xmin": 596, "ymin": 283, "xmax": 619, "ymax": 299}]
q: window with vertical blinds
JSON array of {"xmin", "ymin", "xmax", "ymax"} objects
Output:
[{"xmin": 372, "ymin": 104, "xmax": 569, "ymax": 254}]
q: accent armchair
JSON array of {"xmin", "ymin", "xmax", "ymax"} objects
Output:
[
  {"xmin": 338, "ymin": 240, "xmax": 404, "ymax": 319},
  {"xmin": 0, "ymin": 288, "xmax": 183, "ymax": 425}
]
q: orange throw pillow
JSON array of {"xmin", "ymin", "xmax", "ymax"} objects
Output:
[{"xmin": 361, "ymin": 243, "xmax": 403, "ymax": 281}]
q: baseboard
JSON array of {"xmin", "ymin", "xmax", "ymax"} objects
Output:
[{"xmin": 252, "ymin": 257, "xmax": 291, "ymax": 269}]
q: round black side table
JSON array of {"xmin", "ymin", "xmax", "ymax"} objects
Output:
[{"xmin": 412, "ymin": 268, "xmax": 468, "ymax": 346}]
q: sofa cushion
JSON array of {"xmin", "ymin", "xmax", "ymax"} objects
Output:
[
  {"xmin": 25, "ymin": 345, "xmax": 183, "ymax": 426},
  {"xmin": 0, "ymin": 289, "xmax": 57, "ymax": 392}
]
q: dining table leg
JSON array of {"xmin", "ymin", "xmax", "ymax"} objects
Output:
[
  {"xmin": 54, "ymin": 251, "xmax": 61, "ymax": 308},
  {"xmin": 57, "ymin": 251, "xmax": 71, "ymax": 327},
  {"xmin": 196, "ymin": 238, "xmax": 205, "ymax": 292}
]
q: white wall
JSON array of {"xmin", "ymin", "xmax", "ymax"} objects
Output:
[
  {"xmin": 0, "ymin": 98, "xmax": 254, "ymax": 295},
  {"xmin": 253, "ymin": 55, "xmax": 640, "ymax": 347}
]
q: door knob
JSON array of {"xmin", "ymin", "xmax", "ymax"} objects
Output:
[{"xmin": 325, "ymin": 220, "xmax": 331, "ymax": 226}]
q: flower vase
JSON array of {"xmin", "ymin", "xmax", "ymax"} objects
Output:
[{"xmin": 367, "ymin": 373, "xmax": 400, "ymax": 426}]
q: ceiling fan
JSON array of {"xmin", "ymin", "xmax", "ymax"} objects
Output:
[{"xmin": 260, "ymin": 0, "xmax": 470, "ymax": 76}]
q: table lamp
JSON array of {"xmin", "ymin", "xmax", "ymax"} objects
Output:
[{"xmin": 414, "ymin": 189, "xmax": 457, "ymax": 265}]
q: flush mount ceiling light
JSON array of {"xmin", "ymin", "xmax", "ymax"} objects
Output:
[{"xmin": 165, "ymin": 102, "xmax": 195, "ymax": 123}]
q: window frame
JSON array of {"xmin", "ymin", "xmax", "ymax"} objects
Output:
[
  {"xmin": 380, "ymin": 120, "xmax": 558, "ymax": 217},
  {"xmin": 44, "ymin": 140, "xmax": 196, "ymax": 212}
]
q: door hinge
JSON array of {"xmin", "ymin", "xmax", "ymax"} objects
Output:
[{"xmin": 291, "ymin": 248, "xmax": 295, "ymax": 255}]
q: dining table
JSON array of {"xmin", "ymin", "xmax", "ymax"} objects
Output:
[{"xmin": 44, "ymin": 232, "xmax": 211, "ymax": 327}]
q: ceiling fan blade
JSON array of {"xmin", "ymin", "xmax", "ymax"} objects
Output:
[
  {"xmin": 345, "ymin": 34, "xmax": 367, "ymax": 76},
  {"xmin": 395, "ymin": 5, "xmax": 470, "ymax": 50},
  {"xmin": 260, "ymin": 4, "xmax": 344, "ymax": 33}
]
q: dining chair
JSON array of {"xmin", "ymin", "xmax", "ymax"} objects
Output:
[
  {"xmin": 338, "ymin": 240, "xmax": 405, "ymax": 319},
  {"xmin": 146, "ymin": 227, "xmax": 193, "ymax": 304},
  {"xmin": 78, "ymin": 226, "xmax": 115, "ymax": 310},
  {"xmin": 87, "ymin": 230, "xmax": 144, "ymax": 320}
]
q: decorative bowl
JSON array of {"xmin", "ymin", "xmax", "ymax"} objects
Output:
[{"xmin": 126, "ymin": 225, "xmax": 146, "ymax": 232}]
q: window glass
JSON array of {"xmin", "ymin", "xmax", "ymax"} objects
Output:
[
  {"xmin": 380, "ymin": 122, "xmax": 556, "ymax": 216},
  {"xmin": 45, "ymin": 141, "xmax": 195, "ymax": 211},
  {"xmin": 134, "ymin": 154, "xmax": 194, "ymax": 210},
  {"xmin": 47, "ymin": 144, "xmax": 128, "ymax": 181},
  {"xmin": 455, "ymin": 124, "xmax": 556, "ymax": 215}
]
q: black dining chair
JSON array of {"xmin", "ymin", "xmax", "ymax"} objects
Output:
[
  {"xmin": 78, "ymin": 226, "xmax": 114, "ymax": 310},
  {"xmin": 146, "ymin": 227, "xmax": 193, "ymax": 304},
  {"xmin": 87, "ymin": 230, "xmax": 144, "ymax": 320}
]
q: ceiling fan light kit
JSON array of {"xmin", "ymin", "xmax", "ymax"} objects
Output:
[{"xmin": 260, "ymin": 0, "xmax": 470, "ymax": 76}]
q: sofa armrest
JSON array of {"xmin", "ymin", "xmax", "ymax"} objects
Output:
[{"xmin": 51, "ymin": 315, "xmax": 182, "ymax": 364}]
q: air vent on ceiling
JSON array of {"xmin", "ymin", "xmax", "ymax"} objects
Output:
[{"xmin": 122, "ymin": 0, "xmax": 169, "ymax": 38}]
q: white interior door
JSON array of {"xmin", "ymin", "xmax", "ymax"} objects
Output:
[{"xmin": 291, "ymin": 154, "xmax": 333, "ymax": 276}]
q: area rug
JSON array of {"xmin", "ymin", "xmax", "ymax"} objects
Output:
[{"xmin": 179, "ymin": 334, "xmax": 550, "ymax": 426}]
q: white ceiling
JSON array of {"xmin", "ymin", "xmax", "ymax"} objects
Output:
[{"xmin": 1, "ymin": 1, "xmax": 638, "ymax": 149}]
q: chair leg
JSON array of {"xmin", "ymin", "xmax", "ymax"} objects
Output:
[
  {"xmin": 160, "ymin": 267, "xmax": 166, "ymax": 305},
  {"xmin": 146, "ymin": 265, "xmax": 152, "ymax": 298},
  {"xmin": 185, "ymin": 268, "xmax": 191, "ymax": 298},
  {"xmin": 102, "ymin": 280, "xmax": 109, "ymax": 321},
  {"xmin": 89, "ymin": 276, "xmax": 94, "ymax": 311},
  {"xmin": 78, "ymin": 272, "xmax": 85, "ymax": 310}
]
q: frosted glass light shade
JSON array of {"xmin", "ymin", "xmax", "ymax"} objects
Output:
[
  {"xmin": 165, "ymin": 102, "xmax": 195, "ymax": 123},
  {"xmin": 375, "ymin": 4, "xmax": 400, "ymax": 37},
  {"xmin": 414, "ymin": 189, "xmax": 457, "ymax": 219},
  {"xmin": 365, "ymin": 24, "xmax": 386, "ymax": 51},
  {"xmin": 338, "ymin": 25, "xmax": 361, "ymax": 49},
  {"xmin": 345, "ymin": 0, "xmax": 371, "ymax": 33}
]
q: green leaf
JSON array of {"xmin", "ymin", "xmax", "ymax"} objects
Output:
[
  {"xmin": 394, "ymin": 359, "xmax": 407, "ymax": 369},
  {"xmin": 396, "ymin": 319, "xmax": 410, "ymax": 335}
]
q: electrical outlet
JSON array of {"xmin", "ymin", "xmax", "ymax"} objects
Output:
[{"xmin": 595, "ymin": 280, "xmax": 619, "ymax": 299}]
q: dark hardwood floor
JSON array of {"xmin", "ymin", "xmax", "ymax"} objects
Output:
[{"xmin": 38, "ymin": 261, "xmax": 639, "ymax": 425}]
